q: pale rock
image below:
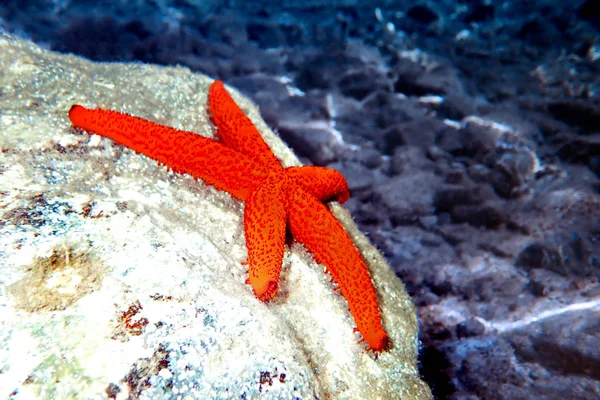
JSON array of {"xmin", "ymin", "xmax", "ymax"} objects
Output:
[{"xmin": 0, "ymin": 35, "xmax": 432, "ymax": 399}]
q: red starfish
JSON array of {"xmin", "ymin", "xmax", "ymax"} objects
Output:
[{"xmin": 68, "ymin": 80, "xmax": 390, "ymax": 352}]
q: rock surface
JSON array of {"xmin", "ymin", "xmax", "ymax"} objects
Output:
[{"xmin": 0, "ymin": 35, "xmax": 431, "ymax": 399}]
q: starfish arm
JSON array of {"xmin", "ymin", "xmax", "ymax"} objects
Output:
[
  {"xmin": 208, "ymin": 80, "xmax": 282, "ymax": 170},
  {"xmin": 287, "ymin": 184, "xmax": 389, "ymax": 351},
  {"xmin": 243, "ymin": 172, "xmax": 288, "ymax": 302},
  {"xmin": 286, "ymin": 166, "xmax": 350, "ymax": 203},
  {"xmin": 68, "ymin": 105, "xmax": 267, "ymax": 201}
]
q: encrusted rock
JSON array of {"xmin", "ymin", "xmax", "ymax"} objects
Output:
[{"xmin": 0, "ymin": 35, "xmax": 431, "ymax": 399}]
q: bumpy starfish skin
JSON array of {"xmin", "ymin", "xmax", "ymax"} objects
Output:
[{"xmin": 68, "ymin": 80, "xmax": 390, "ymax": 351}]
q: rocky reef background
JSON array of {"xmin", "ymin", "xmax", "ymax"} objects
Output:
[{"xmin": 2, "ymin": 0, "xmax": 600, "ymax": 398}]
